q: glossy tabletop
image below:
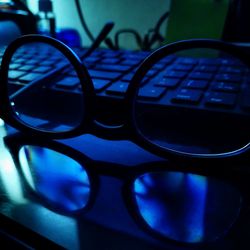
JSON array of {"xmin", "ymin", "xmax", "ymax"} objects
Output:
[{"xmin": 0, "ymin": 121, "xmax": 250, "ymax": 250}]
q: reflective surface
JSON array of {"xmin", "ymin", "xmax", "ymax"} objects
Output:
[
  {"xmin": 19, "ymin": 145, "xmax": 91, "ymax": 212},
  {"xmin": 7, "ymin": 42, "xmax": 85, "ymax": 132},
  {"xmin": 134, "ymin": 171, "xmax": 241, "ymax": 243},
  {"xmin": 0, "ymin": 123, "xmax": 250, "ymax": 249},
  {"xmin": 134, "ymin": 48, "xmax": 250, "ymax": 154},
  {"xmin": 0, "ymin": 124, "xmax": 170, "ymax": 249},
  {"xmin": 14, "ymin": 141, "xmax": 244, "ymax": 244}
]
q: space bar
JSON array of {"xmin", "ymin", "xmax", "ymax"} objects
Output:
[{"xmin": 88, "ymin": 69, "xmax": 122, "ymax": 80}]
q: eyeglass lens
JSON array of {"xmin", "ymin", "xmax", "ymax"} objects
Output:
[
  {"xmin": 7, "ymin": 42, "xmax": 85, "ymax": 133},
  {"xmin": 134, "ymin": 171, "xmax": 241, "ymax": 243},
  {"xmin": 18, "ymin": 145, "xmax": 91, "ymax": 212},
  {"xmin": 133, "ymin": 48, "xmax": 250, "ymax": 154}
]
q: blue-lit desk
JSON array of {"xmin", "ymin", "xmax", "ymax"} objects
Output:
[{"xmin": 0, "ymin": 123, "xmax": 249, "ymax": 250}]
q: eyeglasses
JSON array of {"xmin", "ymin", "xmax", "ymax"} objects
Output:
[
  {"xmin": 1, "ymin": 35, "xmax": 250, "ymax": 159},
  {"xmin": 4, "ymin": 133, "xmax": 250, "ymax": 245}
]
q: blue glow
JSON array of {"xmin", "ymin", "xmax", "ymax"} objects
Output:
[
  {"xmin": 19, "ymin": 146, "xmax": 36, "ymax": 190},
  {"xmin": 134, "ymin": 177, "xmax": 148, "ymax": 195},
  {"xmin": 134, "ymin": 171, "xmax": 242, "ymax": 243},
  {"xmin": 0, "ymin": 135, "xmax": 26, "ymax": 203},
  {"xmin": 184, "ymin": 174, "xmax": 207, "ymax": 242},
  {"xmin": 18, "ymin": 146, "xmax": 91, "ymax": 212},
  {"xmin": 56, "ymin": 28, "xmax": 82, "ymax": 47},
  {"xmin": 0, "ymin": 118, "xmax": 4, "ymax": 126}
]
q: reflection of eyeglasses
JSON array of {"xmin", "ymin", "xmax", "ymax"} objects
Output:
[
  {"xmin": 1, "ymin": 35, "xmax": 250, "ymax": 158},
  {"xmin": 4, "ymin": 133, "xmax": 250, "ymax": 245}
]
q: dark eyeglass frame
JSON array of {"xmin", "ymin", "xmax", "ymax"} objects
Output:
[
  {"xmin": 4, "ymin": 133, "xmax": 250, "ymax": 247},
  {"xmin": 1, "ymin": 35, "xmax": 250, "ymax": 161}
]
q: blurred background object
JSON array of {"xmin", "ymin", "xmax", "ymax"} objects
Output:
[
  {"xmin": 166, "ymin": 0, "xmax": 230, "ymax": 43},
  {"xmin": 36, "ymin": 0, "xmax": 56, "ymax": 37},
  {"xmin": 0, "ymin": 0, "xmax": 37, "ymax": 34},
  {"xmin": 26, "ymin": 0, "xmax": 170, "ymax": 50},
  {"xmin": 0, "ymin": 0, "xmax": 36, "ymax": 45},
  {"xmin": 1, "ymin": 0, "xmax": 249, "ymax": 49}
]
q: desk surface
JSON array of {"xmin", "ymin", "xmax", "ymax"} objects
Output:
[{"xmin": 0, "ymin": 122, "xmax": 250, "ymax": 250}]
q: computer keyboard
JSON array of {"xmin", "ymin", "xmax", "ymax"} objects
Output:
[{"xmin": 1, "ymin": 43, "xmax": 250, "ymax": 128}]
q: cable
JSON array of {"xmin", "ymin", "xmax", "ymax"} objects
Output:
[
  {"xmin": 74, "ymin": 0, "xmax": 95, "ymax": 42},
  {"xmin": 155, "ymin": 11, "xmax": 169, "ymax": 36},
  {"xmin": 114, "ymin": 29, "xmax": 143, "ymax": 50},
  {"xmin": 114, "ymin": 11, "xmax": 169, "ymax": 51},
  {"xmin": 74, "ymin": 0, "xmax": 115, "ymax": 49},
  {"xmin": 143, "ymin": 11, "xmax": 169, "ymax": 50}
]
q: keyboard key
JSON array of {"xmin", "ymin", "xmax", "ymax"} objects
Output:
[
  {"xmin": 39, "ymin": 60, "xmax": 58, "ymax": 66},
  {"xmin": 138, "ymin": 86, "xmax": 166, "ymax": 99},
  {"xmin": 85, "ymin": 57, "xmax": 100, "ymax": 64},
  {"xmin": 19, "ymin": 72, "xmax": 44, "ymax": 82},
  {"xmin": 183, "ymin": 79, "xmax": 208, "ymax": 89},
  {"xmin": 135, "ymin": 51, "xmax": 151, "ymax": 57},
  {"xmin": 219, "ymin": 58, "xmax": 242, "ymax": 67},
  {"xmin": 55, "ymin": 77, "xmax": 80, "ymax": 89},
  {"xmin": 101, "ymin": 58, "xmax": 120, "ymax": 64},
  {"xmin": 152, "ymin": 63, "xmax": 166, "ymax": 71},
  {"xmin": 19, "ymin": 65, "xmax": 35, "ymax": 71},
  {"xmin": 122, "ymin": 73, "xmax": 150, "ymax": 84},
  {"xmin": 122, "ymin": 73, "xmax": 134, "ymax": 82},
  {"xmin": 195, "ymin": 65, "xmax": 217, "ymax": 73},
  {"xmin": 95, "ymin": 64, "xmax": 131, "ymax": 73},
  {"xmin": 189, "ymin": 72, "xmax": 213, "ymax": 80},
  {"xmin": 173, "ymin": 64, "xmax": 193, "ymax": 71},
  {"xmin": 14, "ymin": 58, "xmax": 26, "ymax": 64},
  {"xmin": 121, "ymin": 59, "xmax": 141, "ymax": 66},
  {"xmin": 106, "ymin": 81, "xmax": 129, "ymax": 95},
  {"xmin": 73, "ymin": 48, "xmax": 87, "ymax": 55},
  {"xmin": 205, "ymin": 92, "xmax": 236, "ymax": 107},
  {"xmin": 34, "ymin": 55, "xmax": 49, "ymax": 61},
  {"xmin": 219, "ymin": 66, "xmax": 242, "ymax": 75},
  {"xmin": 123, "ymin": 53, "xmax": 147, "ymax": 60},
  {"xmin": 159, "ymin": 56, "xmax": 176, "ymax": 65},
  {"xmin": 103, "ymin": 51, "xmax": 121, "ymax": 58},
  {"xmin": 171, "ymin": 89, "xmax": 203, "ymax": 104},
  {"xmin": 9, "ymin": 70, "xmax": 26, "ymax": 80},
  {"xmin": 165, "ymin": 70, "xmax": 187, "ymax": 78},
  {"xmin": 155, "ymin": 78, "xmax": 180, "ymax": 88},
  {"xmin": 214, "ymin": 74, "xmax": 242, "ymax": 83},
  {"xmin": 178, "ymin": 57, "xmax": 198, "ymax": 65},
  {"xmin": 146, "ymin": 69, "xmax": 158, "ymax": 77},
  {"xmin": 88, "ymin": 70, "xmax": 122, "ymax": 80},
  {"xmin": 33, "ymin": 66, "xmax": 52, "ymax": 73},
  {"xmin": 211, "ymin": 81, "xmax": 240, "ymax": 93},
  {"xmin": 25, "ymin": 59, "xmax": 41, "ymax": 65},
  {"xmin": 9, "ymin": 63, "xmax": 21, "ymax": 70},
  {"xmin": 19, "ymin": 55, "xmax": 32, "ymax": 60},
  {"xmin": 89, "ymin": 50, "xmax": 103, "ymax": 57},
  {"xmin": 92, "ymin": 79, "xmax": 111, "ymax": 92}
]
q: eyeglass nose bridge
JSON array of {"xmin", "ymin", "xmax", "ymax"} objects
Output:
[{"xmin": 87, "ymin": 119, "xmax": 131, "ymax": 141}]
